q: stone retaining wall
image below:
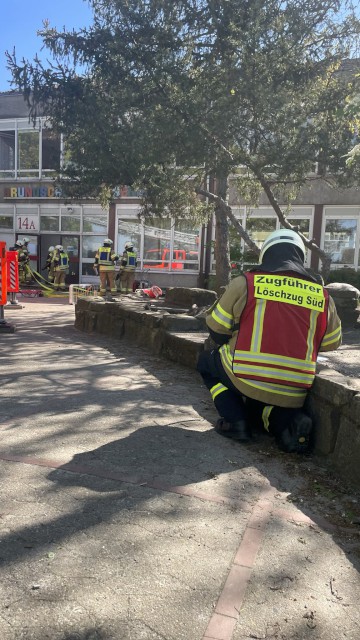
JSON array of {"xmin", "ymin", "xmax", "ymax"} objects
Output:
[{"xmin": 75, "ymin": 297, "xmax": 360, "ymax": 487}]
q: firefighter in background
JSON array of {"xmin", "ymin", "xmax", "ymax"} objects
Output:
[
  {"xmin": 22, "ymin": 236, "xmax": 33, "ymax": 283},
  {"xmin": 93, "ymin": 238, "xmax": 119, "ymax": 296},
  {"xmin": 118, "ymin": 241, "xmax": 137, "ymax": 294},
  {"xmin": 53, "ymin": 245, "xmax": 69, "ymax": 290},
  {"xmin": 197, "ymin": 229, "xmax": 342, "ymax": 453},
  {"xmin": 13, "ymin": 239, "xmax": 32, "ymax": 285},
  {"xmin": 42, "ymin": 246, "xmax": 55, "ymax": 283}
]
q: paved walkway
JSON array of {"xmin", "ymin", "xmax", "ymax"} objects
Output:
[{"xmin": 0, "ymin": 299, "xmax": 359, "ymax": 640}]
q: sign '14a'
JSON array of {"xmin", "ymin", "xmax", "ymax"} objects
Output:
[{"xmin": 16, "ymin": 216, "xmax": 38, "ymax": 232}]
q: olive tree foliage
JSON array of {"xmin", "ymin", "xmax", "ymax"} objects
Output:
[{"xmin": 7, "ymin": 0, "xmax": 360, "ymax": 287}]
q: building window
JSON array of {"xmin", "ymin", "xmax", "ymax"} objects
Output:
[
  {"xmin": 41, "ymin": 209, "xmax": 60, "ymax": 231},
  {"xmin": 324, "ymin": 219, "xmax": 357, "ymax": 266},
  {"xmin": 0, "ymin": 215, "xmax": 13, "ymax": 230},
  {"xmin": 83, "ymin": 207, "xmax": 108, "ymax": 233},
  {"xmin": 0, "ymin": 118, "xmax": 61, "ymax": 180},
  {"xmin": 244, "ymin": 215, "xmax": 277, "ymax": 266},
  {"xmin": 0, "ymin": 130, "xmax": 15, "ymax": 177},
  {"xmin": 116, "ymin": 207, "xmax": 202, "ymax": 273},
  {"xmin": 42, "ymin": 127, "xmax": 61, "ymax": 173},
  {"xmin": 173, "ymin": 219, "xmax": 200, "ymax": 271},
  {"xmin": 81, "ymin": 235, "xmax": 105, "ymax": 276},
  {"xmin": 17, "ymin": 130, "xmax": 39, "ymax": 177},
  {"xmin": 143, "ymin": 218, "xmax": 172, "ymax": 270},
  {"xmin": 61, "ymin": 207, "xmax": 81, "ymax": 232},
  {"xmin": 117, "ymin": 218, "xmax": 142, "ymax": 257}
]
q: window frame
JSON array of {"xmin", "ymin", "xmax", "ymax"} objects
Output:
[{"xmin": 321, "ymin": 206, "xmax": 360, "ymax": 270}]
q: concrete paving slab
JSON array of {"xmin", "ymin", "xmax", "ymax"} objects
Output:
[{"xmin": 0, "ymin": 300, "xmax": 359, "ymax": 640}]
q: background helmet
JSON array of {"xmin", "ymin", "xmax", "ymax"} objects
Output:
[
  {"xmin": 22, "ymin": 237, "xmax": 30, "ymax": 244},
  {"xmin": 15, "ymin": 240, "xmax": 23, "ymax": 247},
  {"xmin": 48, "ymin": 246, "xmax": 55, "ymax": 252},
  {"xmin": 55, "ymin": 244, "xmax": 63, "ymax": 251},
  {"xmin": 103, "ymin": 238, "xmax": 113, "ymax": 245},
  {"xmin": 259, "ymin": 229, "xmax": 306, "ymax": 263},
  {"xmin": 125, "ymin": 241, "xmax": 134, "ymax": 250}
]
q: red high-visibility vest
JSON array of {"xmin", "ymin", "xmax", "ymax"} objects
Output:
[{"xmin": 232, "ymin": 271, "xmax": 329, "ymax": 389}]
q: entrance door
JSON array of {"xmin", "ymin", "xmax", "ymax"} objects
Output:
[
  {"xmin": 61, "ymin": 236, "xmax": 80, "ymax": 284},
  {"xmin": 40, "ymin": 236, "xmax": 80, "ymax": 284}
]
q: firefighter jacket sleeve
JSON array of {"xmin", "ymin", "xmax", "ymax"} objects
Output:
[
  {"xmin": 206, "ymin": 276, "xmax": 248, "ymax": 342},
  {"xmin": 319, "ymin": 295, "xmax": 342, "ymax": 352}
]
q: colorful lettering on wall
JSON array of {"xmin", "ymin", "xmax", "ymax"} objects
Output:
[{"xmin": 4, "ymin": 186, "xmax": 59, "ymax": 198}]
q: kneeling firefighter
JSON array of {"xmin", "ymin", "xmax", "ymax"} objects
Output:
[{"xmin": 197, "ymin": 229, "xmax": 342, "ymax": 453}]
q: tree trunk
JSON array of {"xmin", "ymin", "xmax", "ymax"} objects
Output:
[{"xmin": 214, "ymin": 175, "xmax": 231, "ymax": 291}]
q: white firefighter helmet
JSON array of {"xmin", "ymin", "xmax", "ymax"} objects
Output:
[
  {"xmin": 48, "ymin": 246, "xmax": 55, "ymax": 252},
  {"xmin": 125, "ymin": 241, "xmax": 134, "ymax": 250},
  {"xmin": 259, "ymin": 229, "xmax": 306, "ymax": 263},
  {"xmin": 15, "ymin": 240, "xmax": 23, "ymax": 247},
  {"xmin": 103, "ymin": 238, "xmax": 113, "ymax": 245},
  {"xmin": 22, "ymin": 237, "xmax": 30, "ymax": 244},
  {"xmin": 55, "ymin": 244, "xmax": 63, "ymax": 251}
]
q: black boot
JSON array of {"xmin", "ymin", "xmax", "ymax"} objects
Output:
[
  {"xmin": 215, "ymin": 418, "xmax": 251, "ymax": 442},
  {"xmin": 276, "ymin": 412, "xmax": 313, "ymax": 454}
]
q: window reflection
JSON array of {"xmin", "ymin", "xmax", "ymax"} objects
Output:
[
  {"xmin": 324, "ymin": 219, "xmax": 357, "ymax": 266},
  {"xmin": 244, "ymin": 217, "xmax": 277, "ymax": 265},
  {"xmin": 42, "ymin": 127, "xmax": 60, "ymax": 172},
  {"xmin": 173, "ymin": 219, "xmax": 200, "ymax": 270},
  {"xmin": 83, "ymin": 212, "xmax": 107, "ymax": 233},
  {"xmin": 118, "ymin": 219, "xmax": 141, "ymax": 255},
  {"xmin": 0, "ymin": 130, "xmax": 15, "ymax": 175},
  {"xmin": 61, "ymin": 213, "xmax": 81, "ymax": 232},
  {"xmin": 82, "ymin": 236, "xmax": 104, "ymax": 259},
  {"xmin": 0, "ymin": 215, "xmax": 13, "ymax": 229},
  {"xmin": 40, "ymin": 215, "xmax": 59, "ymax": 232},
  {"xmin": 143, "ymin": 218, "xmax": 171, "ymax": 269},
  {"xmin": 18, "ymin": 131, "xmax": 39, "ymax": 175}
]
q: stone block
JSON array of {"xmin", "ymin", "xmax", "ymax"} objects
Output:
[
  {"xmin": 161, "ymin": 331, "xmax": 205, "ymax": 368},
  {"xmin": 331, "ymin": 396, "xmax": 360, "ymax": 485},
  {"xmin": 161, "ymin": 314, "xmax": 202, "ymax": 332},
  {"xmin": 326, "ymin": 282, "xmax": 360, "ymax": 299},
  {"xmin": 164, "ymin": 287, "xmax": 217, "ymax": 308}
]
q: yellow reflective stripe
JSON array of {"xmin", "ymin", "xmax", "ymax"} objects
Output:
[
  {"xmin": 262, "ymin": 405, "xmax": 274, "ymax": 432},
  {"xmin": 321, "ymin": 324, "xmax": 342, "ymax": 347},
  {"xmin": 305, "ymin": 310, "xmax": 318, "ymax": 361},
  {"xmin": 220, "ymin": 343, "xmax": 235, "ymax": 371},
  {"xmin": 211, "ymin": 303, "xmax": 233, "ymax": 329},
  {"xmin": 237, "ymin": 377, "xmax": 307, "ymax": 398},
  {"xmin": 232, "ymin": 363, "xmax": 313, "ymax": 384},
  {"xmin": 210, "ymin": 382, "xmax": 228, "ymax": 400},
  {"xmin": 251, "ymin": 299, "xmax": 266, "ymax": 352},
  {"xmin": 219, "ymin": 345, "xmax": 307, "ymax": 398},
  {"xmin": 233, "ymin": 350, "xmax": 316, "ymax": 373}
]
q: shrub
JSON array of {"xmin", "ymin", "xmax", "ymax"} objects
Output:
[{"xmin": 327, "ymin": 268, "xmax": 360, "ymax": 290}]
